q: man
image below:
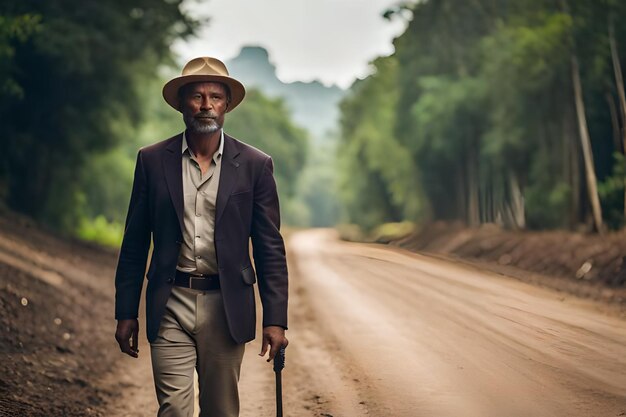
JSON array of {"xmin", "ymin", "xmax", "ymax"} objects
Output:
[{"xmin": 114, "ymin": 56, "xmax": 289, "ymax": 417}]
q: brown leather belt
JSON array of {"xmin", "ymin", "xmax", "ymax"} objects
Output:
[{"xmin": 174, "ymin": 270, "xmax": 220, "ymax": 291}]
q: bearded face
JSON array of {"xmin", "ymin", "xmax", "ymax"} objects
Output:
[{"xmin": 179, "ymin": 82, "xmax": 229, "ymax": 134}]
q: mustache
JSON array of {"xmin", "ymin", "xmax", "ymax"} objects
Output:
[{"xmin": 194, "ymin": 111, "xmax": 217, "ymax": 118}]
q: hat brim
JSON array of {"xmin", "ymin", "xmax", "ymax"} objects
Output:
[{"xmin": 162, "ymin": 74, "xmax": 246, "ymax": 113}]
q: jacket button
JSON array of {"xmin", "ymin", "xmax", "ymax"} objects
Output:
[{"xmin": 166, "ymin": 277, "xmax": 174, "ymax": 284}]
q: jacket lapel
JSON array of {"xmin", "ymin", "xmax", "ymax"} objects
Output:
[
  {"xmin": 163, "ymin": 134, "xmax": 185, "ymax": 233},
  {"xmin": 216, "ymin": 134, "xmax": 240, "ymax": 225}
]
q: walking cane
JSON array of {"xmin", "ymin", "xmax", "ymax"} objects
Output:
[{"xmin": 273, "ymin": 347, "xmax": 286, "ymax": 417}]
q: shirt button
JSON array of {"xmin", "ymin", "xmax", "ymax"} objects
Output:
[
  {"xmin": 195, "ymin": 236, "xmax": 200, "ymax": 239},
  {"xmin": 196, "ymin": 213, "xmax": 201, "ymax": 217},
  {"xmin": 166, "ymin": 277, "xmax": 173, "ymax": 284},
  {"xmin": 196, "ymin": 255, "xmax": 201, "ymax": 259}
]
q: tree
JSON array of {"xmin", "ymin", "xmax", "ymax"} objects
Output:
[
  {"xmin": 338, "ymin": 0, "xmax": 626, "ymax": 231},
  {"xmin": 338, "ymin": 56, "xmax": 421, "ymax": 230},
  {"xmin": 225, "ymin": 89, "xmax": 308, "ymax": 201},
  {"xmin": 0, "ymin": 0, "xmax": 199, "ymax": 230}
]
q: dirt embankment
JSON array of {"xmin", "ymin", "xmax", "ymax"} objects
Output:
[
  {"xmin": 0, "ymin": 212, "xmax": 123, "ymax": 416},
  {"xmin": 394, "ymin": 222, "xmax": 626, "ymax": 307}
]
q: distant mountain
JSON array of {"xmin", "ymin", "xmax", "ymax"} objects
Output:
[{"xmin": 227, "ymin": 46, "xmax": 345, "ymax": 139}]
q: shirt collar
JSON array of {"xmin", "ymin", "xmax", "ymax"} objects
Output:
[{"xmin": 181, "ymin": 129, "xmax": 224, "ymax": 158}]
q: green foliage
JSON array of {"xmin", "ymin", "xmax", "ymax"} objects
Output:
[
  {"xmin": 77, "ymin": 75, "xmax": 184, "ymax": 235},
  {"xmin": 370, "ymin": 221, "xmax": 415, "ymax": 243},
  {"xmin": 76, "ymin": 84, "xmax": 309, "ymax": 238},
  {"xmin": 525, "ymin": 159, "xmax": 573, "ymax": 230},
  {"xmin": 79, "ymin": 147, "xmax": 136, "ymax": 223},
  {"xmin": 336, "ymin": 221, "xmax": 415, "ymax": 243},
  {"xmin": 410, "ymin": 75, "xmax": 487, "ymax": 221},
  {"xmin": 0, "ymin": 0, "xmax": 199, "ymax": 230},
  {"xmin": 0, "ymin": 14, "xmax": 41, "ymax": 99},
  {"xmin": 598, "ymin": 153, "xmax": 626, "ymax": 229},
  {"xmin": 338, "ymin": 56, "xmax": 422, "ymax": 230},
  {"xmin": 76, "ymin": 215, "xmax": 124, "ymax": 248},
  {"xmin": 293, "ymin": 140, "xmax": 342, "ymax": 227},
  {"xmin": 480, "ymin": 13, "xmax": 572, "ymax": 172},
  {"xmin": 476, "ymin": 12, "xmax": 578, "ymax": 228},
  {"xmin": 226, "ymin": 88, "xmax": 309, "ymax": 200},
  {"xmin": 338, "ymin": 0, "xmax": 626, "ymax": 231}
]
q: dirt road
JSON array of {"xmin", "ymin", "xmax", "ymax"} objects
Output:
[
  {"xmin": 4, "ymin": 217, "xmax": 624, "ymax": 416},
  {"xmin": 275, "ymin": 229, "xmax": 626, "ymax": 417},
  {"xmin": 106, "ymin": 228, "xmax": 626, "ymax": 416}
]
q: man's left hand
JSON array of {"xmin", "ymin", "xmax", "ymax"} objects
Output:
[{"xmin": 259, "ymin": 326, "xmax": 288, "ymax": 362}]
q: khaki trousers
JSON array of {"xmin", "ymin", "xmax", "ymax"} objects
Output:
[{"xmin": 150, "ymin": 286, "xmax": 245, "ymax": 417}]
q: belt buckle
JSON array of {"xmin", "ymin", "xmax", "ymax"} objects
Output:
[{"xmin": 189, "ymin": 274, "xmax": 204, "ymax": 288}]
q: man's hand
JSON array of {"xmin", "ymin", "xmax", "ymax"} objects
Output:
[
  {"xmin": 115, "ymin": 319, "xmax": 139, "ymax": 358},
  {"xmin": 259, "ymin": 326, "xmax": 288, "ymax": 362}
]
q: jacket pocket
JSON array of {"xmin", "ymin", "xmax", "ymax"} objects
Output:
[
  {"xmin": 229, "ymin": 190, "xmax": 252, "ymax": 204},
  {"xmin": 241, "ymin": 266, "xmax": 257, "ymax": 285}
]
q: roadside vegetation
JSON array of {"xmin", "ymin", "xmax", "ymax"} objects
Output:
[
  {"xmin": 338, "ymin": 0, "xmax": 626, "ymax": 234},
  {"xmin": 0, "ymin": 1, "xmax": 309, "ymax": 247},
  {"xmin": 2, "ymin": 0, "xmax": 626, "ymax": 248}
]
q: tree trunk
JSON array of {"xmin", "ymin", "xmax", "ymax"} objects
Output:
[
  {"xmin": 609, "ymin": 16, "xmax": 626, "ymax": 218},
  {"xmin": 570, "ymin": 55, "xmax": 604, "ymax": 233},
  {"xmin": 606, "ymin": 92, "xmax": 622, "ymax": 152},
  {"xmin": 467, "ymin": 146, "xmax": 480, "ymax": 227},
  {"xmin": 563, "ymin": 107, "xmax": 579, "ymax": 229},
  {"xmin": 456, "ymin": 163, "xmax": 467, "ymax": 224},
  {"xmin": 482, "ymin": 162, "xmax": 495, "ymax": 224},
  {"xmin": 569, "ymin": 111, "xmax": 581, "ymax": 228},
  {"xmin": 508, "ymin": 174, "xmax": 525, "ymax": 229}
]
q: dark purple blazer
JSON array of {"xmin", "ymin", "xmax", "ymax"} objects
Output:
[{"xmin": 114, "ymin": 132, "xmax": 288, "ymax": 344}]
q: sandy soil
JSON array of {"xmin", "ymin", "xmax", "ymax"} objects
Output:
[
  {"xmin": 0, "ymin": 213, "xmax": 132, "ymax": 416},
  {"xmin": 1, "ymin": 218, "xmax": 625, "ymax": 416},
  {"xmin": 285, "ymin": 229, "xmax": 626, "ymax": 416}
]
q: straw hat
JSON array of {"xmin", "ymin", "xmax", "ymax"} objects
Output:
[{"xmin": 162, "ymin": 57, "xmax": 246, "ymax": 112}]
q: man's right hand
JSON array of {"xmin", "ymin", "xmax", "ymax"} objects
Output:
[{"xmin": 115, "ymin": 319, "xmax": 139, "ymax": 358}]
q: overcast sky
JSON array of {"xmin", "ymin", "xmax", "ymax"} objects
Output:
[{"xmin": 173, "ymin": 0, "xmax": 408, "ymax": 89}]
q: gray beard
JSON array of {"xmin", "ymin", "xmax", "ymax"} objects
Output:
[{"xmin": 183, "ymin": 113, "xmax": 222, "ymax": 134}]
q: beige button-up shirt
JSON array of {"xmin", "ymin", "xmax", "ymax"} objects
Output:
[{"xmin": 176, "ymin": 130, "xmax": 224, "ymax": 275}]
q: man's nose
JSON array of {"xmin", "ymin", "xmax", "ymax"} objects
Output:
[{"xmin": 200, "ymin": 97, "xmax": 212, "ymax": 110}]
